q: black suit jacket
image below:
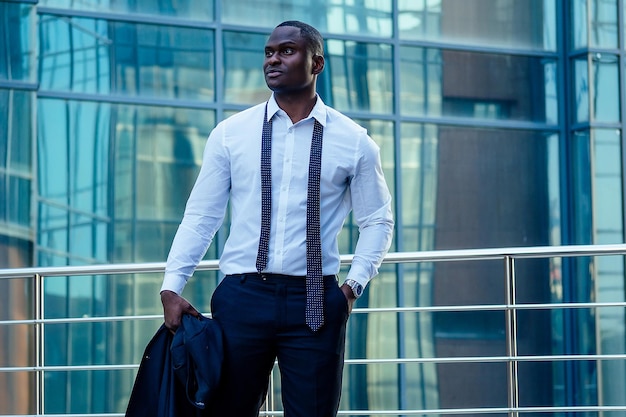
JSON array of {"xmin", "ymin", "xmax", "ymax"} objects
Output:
[{"xmin": 125, "ymin": 315, "xmax": 223, "ymax": 417}]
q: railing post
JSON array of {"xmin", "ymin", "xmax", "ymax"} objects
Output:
[
  {"xmin": 504, "ymin": 256, "xmax": 519, "ymax": 417},
  {"xmin": 34, "ymin": 273, "xmax": 44, "ymax": 416}
]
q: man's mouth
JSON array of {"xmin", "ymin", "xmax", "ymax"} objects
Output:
[{"xmin": 265, "ymin": 69, "xmax": 282, "ymax": 77}]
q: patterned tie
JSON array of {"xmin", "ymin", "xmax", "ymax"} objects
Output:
[
  {"xmin": 255, "ymin": 104, "xmax": 273, "ymax": 274},
  {"xmin": 305, "ymin": 120, "xmax": 324, "ymax": 331},
  {"xmin": 255, "ymin": 102, "xmax": 325, "ymax": 332}
]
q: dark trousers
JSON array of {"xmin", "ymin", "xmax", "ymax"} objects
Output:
[{"xmin": 209, "ymin": 273, "xmax": 349, "ymax": 417}]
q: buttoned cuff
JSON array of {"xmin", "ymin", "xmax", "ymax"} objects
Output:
[
  {"xmin": 160, "ymin": 273, "xmax": 188, "ymax": 295},
  {"xmin": 345, "ymin": 262, "xmax": 372, "ymax": 290}
]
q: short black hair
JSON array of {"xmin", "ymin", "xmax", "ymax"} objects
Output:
[{"xmin": 276, "ymin": 20, "xmax": 324, "ymax": 56}]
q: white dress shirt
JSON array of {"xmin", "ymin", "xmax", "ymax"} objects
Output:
[{"xmin": 161, "ymin": 94, "xmax": 394, "ymax": 295}]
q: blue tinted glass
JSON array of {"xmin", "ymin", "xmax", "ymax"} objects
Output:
[
  {"xmin": 39, "ymin": 16, "xmax": 215, "ymax": 101},
  {"xmin": 37, "ymin": 98, "xmax": 215, "ymax": 264},
  {"xmin": 0, "ymin": 2, "xmax": 35, "ymax": 81},
  {"xmin": 592, "ymin": 54, "xmax": 620, "ymax": 122},
  {"xmin": 223, "ymin": 31, "xmax": 267, "ymax": 105},
  {"xmin": 399, "ymin": 0, "xmax": 556, "ymax": 51},
  {"xmin": 573, "ymin": 58, "xmax": 590, "ymax": 123},
  {"xmin": 573, "ymin": 0, "xmax": 618, "ymax": 48},
  {"xmin": 8, "ymin": 90, "xmax": 33, "ymax": 171},
  {"xmin": 400, "ymin": 124, "xmax": 560, "ymax": 250},
  {"xmin": 573, "ymin": 54, "xmax": 619, "ymax": 123},
  {"xmin": 39, "ymin": 0, "xmax": 214, "ymax": 20},
  {"xmin": 592, "ymin": 129, "xmax": 623, "ymax": 244},
  {"xmin": 222, "ymin": 0, "xmax": 392, "ymax": 37},
  {"xmin": 325, "ymin": 40, "xmax": 393, "ymax": 113},
  {"xmin": 400, "ymin": 47, "xmax": 558, "ymax": 123}
]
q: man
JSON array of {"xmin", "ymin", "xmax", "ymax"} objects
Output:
[{"xmin": 160, "ymin": 20, "xmax": 394, "ymax": 417}]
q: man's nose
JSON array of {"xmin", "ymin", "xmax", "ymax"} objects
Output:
[{"xmin": 265, "ymin": 52, "xmax": 280, "ymax": 65}]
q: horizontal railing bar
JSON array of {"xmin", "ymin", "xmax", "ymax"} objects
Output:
[
  {"xmin": 2, "ymin": 243, "xmax": 626, "ymax": 279},
  {"xmin": 381, "ymin": 243, "xmax": 626, "ymax": 263},
  {"xmin": 0, "ymin": 259, "xmax": 220, "ymax": 278},
  {"xmin": 334, "ymin": 406, "xmax": 626, "ymax": 415},
  {"xmin": 352, "ymin": 301, "xmax": 626, "ymax": 312},
  {"xmin": 0, "ymin": 314, "xmax": 163, "ymax": 326},
  {"xmin": 0, "ymin": 365, "xmax": 139, "ymax": 372},
  {"xmin": 3, "ymin": 300, "xmax": 625, "ymax": 326},
  {"xmin": 2, "ymin": 300, "xmax": 625, "ymax": 326},
  {"xmin": 3, "ymin": 353, "xmax": 626, "ymax": 373},
  {"xmin": 5, "ymin": 405, "xmax": 626, "ymax": 417}
]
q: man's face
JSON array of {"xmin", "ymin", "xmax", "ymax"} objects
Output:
[{"xmin": 263, "ymin": 26, "xmax": 317, "ymax": 94}]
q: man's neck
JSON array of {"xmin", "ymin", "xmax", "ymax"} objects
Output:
[{"xmin": 274, "ymin": 92, "xmax": 318, "ymax": 124}]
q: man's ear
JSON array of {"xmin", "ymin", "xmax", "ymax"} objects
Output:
[{"xmin": 312, "ymin": 54, "xmax": 325, "ymax": 75}]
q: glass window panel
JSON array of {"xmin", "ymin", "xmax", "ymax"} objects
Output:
[
  {"xmin": 0, "ymin": 371, "xmax": 34, "ymax": 415},
  {"xmin": 42, "ymin": 369, "xmax": 137, "ymax": 413},
  {"xmin": 403, "ymin": 259, "xmax": 509, "ymax": 321},
  {"xmin": 570, "ymin": 129, "xmax": 592, "ymax": 241},
  {"xmin": 222, "ymin": 0, "xmax": 392, "ymax": 38},
  {"xmin": 340, "ymin": 363, "xmax": 399, "ymax": 412},
  {"xmin": 401, "ymin": 124, "xmax": 560, "ymax": 250},
  {"xmin": 123, "ymin": 105, "xmax": 214, "ymax": 222},
  {"xmin": 592, "ymin": 54, "xmax": 620, "ymax": 122},
  {"xmin": 574, "ymin": 54, "xmax": 620, "ymax": 123},
  {"xmin": 0, "ymin": 276, "xmax": 33, "ymax": 326},
  {"xmin": 8, "ymin": 90, "xmax": 33, "ymax": 172},
  {"xmin": 0, "ymin": 321, "xmax": 33, "ymax": 368},
  {"xmin": 432, "ymin": 362, "xmax": 509, "ymax": 408},
  {"xmin": 223, "ymin": 32, "xmax": 268, "ymax": 105},
  {"xmin": 37, "ymin": 99, "xmax": 215, "ymax": 265},
  {"xmin": 38, "ymin": 99, "xmax": 108, "ymax": 214},
  {"xmin": 39, "ymin": 16, "xmax": 215, "ymax": 101},
  {"xmin": 516, "ymin": 307, "xmax": 560, "ymax": 356},
  {"xmin": 1, "ymin": 89, "xmax": 34, "ymax": 174},
  {"xmin": 573, "ymin": 0, "xmax": 618, "ymax": 49},
  {"xmin": 37, "ymin": 203, "xmax": 69, "ymax": 258},
  {"xmin": 39, "ymin": 0, "xmax": 214, "ymax": 20},
  {"xmin": 0, "ymin": 91, "xmax": 6, "ymax": 169},
  {"xmin": 68, "ymin": 214, "xmax": 107, "ymax": 262},
  {"xmin": 400, "ymin": 47, "xmax": 558, "ymax": 123},
  {"xmin": 0, "ymin": 2, "xmax": 35, "ymax": 82},
  {"xmin": 399, "ymin": 0, "xmax": 557, "ymax": 51},
  {"xmin": 7, "ymin": 175, "xmax": 30, "ymax": 227},
  {"xmin": 593, "ymin": 129, "xmax": 623, "ymax": 243},
  {"xmin": 571, "ymin": 129, "xmax": 624, "ymax": 246},
  {"xmin": 325, "ymin": 40, "xmax": 393, "ymax": 113},
  {"xmin": 399, "ymin": 123, "xmax": 437, "ymax": 252},
  {"xmin": 517, "ymin": 361, "xmax": 569, "ymax": 407},
  {"xmin": 1, "ymin": 173, "xmax": 24, "ymax": 226},
  {"xmin": 0, "ymin": 234, "xmax": 31, "ymax": 268},
  {"xmin": 38, "ymin": 100, "xmax": 69, "ymax": 205},
  {"xmin": 573, "ymin": 57, "xmax": 590, "ymax": 123}
]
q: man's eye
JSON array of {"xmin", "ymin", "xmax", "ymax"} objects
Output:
[{"xmin": 282, "ymin": 48, "xmax": 293, "ymax": 54}]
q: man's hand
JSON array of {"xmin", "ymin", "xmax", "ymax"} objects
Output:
[
  {"xmin": 160, "ymin": 290, "xmax": 200, "ymax": 333},
  {"xmin": 340, "ymin": 284, "xmax": 357, "ymax": 314}
]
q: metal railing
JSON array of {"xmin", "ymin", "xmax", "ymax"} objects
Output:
[{"xmin": 1, "ymin": 243, "xmax": 626, "ymax": 416}]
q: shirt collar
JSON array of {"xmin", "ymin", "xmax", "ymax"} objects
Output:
[{"xmin": 267, "ymin": 93, "xmax": 327, "ymax": 127}]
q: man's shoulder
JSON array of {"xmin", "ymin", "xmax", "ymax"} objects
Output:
[{"xmin": 324, "ymin": 105, "xmax": 367, "ymax": 136}]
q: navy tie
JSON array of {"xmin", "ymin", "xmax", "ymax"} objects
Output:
[
  {"xmin": 256, "ymin": 103, "xmax": 325, "ymax": 331},
  {"xmin": 255, "ymin": 104, "xmax": 273, "ymax": 274}
]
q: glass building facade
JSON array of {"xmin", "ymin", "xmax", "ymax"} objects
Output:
[{"xmin": 1, "ymin": 0, "xmax": 625, "ymax": 414}]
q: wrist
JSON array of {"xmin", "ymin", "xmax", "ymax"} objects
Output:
[{"xmin": 343, "ymin": 279, "xmax": 363, "ymax": 299}]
